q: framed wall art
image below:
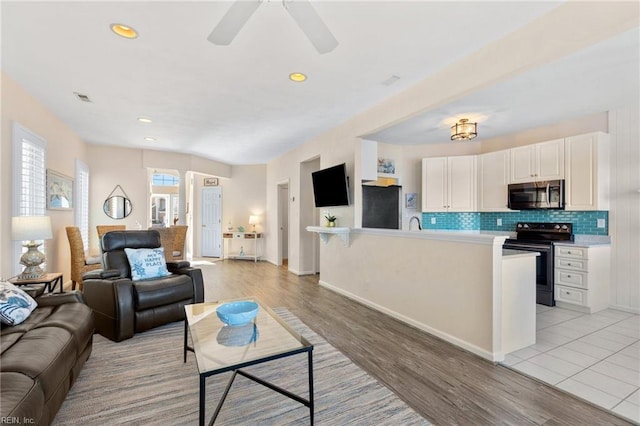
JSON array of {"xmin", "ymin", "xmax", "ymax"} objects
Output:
[
  {"xmin": 47, "ymin": 169, "xmax": 74, "ymax": 210},
  {"xmin": 204, "ymin": 177, "xmax": 219, "ymax": 186},
  {"xmin": 405, "ymin": 193, "xmax": 417, "ymax": 209},
  {"xmin": 377, "ymin": 158, "xmax": 395, "ymax": 174}
]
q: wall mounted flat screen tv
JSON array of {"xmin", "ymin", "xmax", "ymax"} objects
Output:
[{"xmin": 312, "ymin": 163, "xmax": 350, "ymax": 207}]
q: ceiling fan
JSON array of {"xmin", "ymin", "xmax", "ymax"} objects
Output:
[{"xmin": 207, "ymin": 0, "xmax": 338, "ymax": 54}]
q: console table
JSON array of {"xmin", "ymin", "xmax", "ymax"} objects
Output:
[{"xmin": 223, "ymin": 232, "xmax": 263, "ymax": 262}]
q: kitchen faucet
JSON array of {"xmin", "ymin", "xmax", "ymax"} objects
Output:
[{"xmin": 409, "ymin": 216, "xmax": 422, "ymax": 231}]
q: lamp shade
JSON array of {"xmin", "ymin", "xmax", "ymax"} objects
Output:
[
  {"xmin": 12, "ymin": 216, "xmax": 53, "ymax": 241},
  {"xmin": 450, "ymin": 118, "xmax": 478, "ymax": 141},
  {"xmin": 249, "ymin": 215, "xmax": 260, "ymax": 225}
]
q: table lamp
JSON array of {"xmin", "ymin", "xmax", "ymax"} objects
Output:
[
  {"xmin": 12, "ymin": 216, "xmax": 53, "ymax": 280},
  {"xmin": 249, "ymin": 215, "xmax": 259, "ymax": 232}
]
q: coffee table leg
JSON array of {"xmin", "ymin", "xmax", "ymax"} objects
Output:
[
  {"xmin": 184, "ymin": 320, "xmax": 188, "ymax": 363},
  {"xmin": 200, "ymin": 375, "xmax": 206, "ymax": 426},
  {"xmin": 308, "ymin": 350, "xmax": 314, "ymax": 425}
]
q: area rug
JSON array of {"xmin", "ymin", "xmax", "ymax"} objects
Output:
[{"xmin": 53, "ymin": 308, "xmax": 428, "ymax": 425}]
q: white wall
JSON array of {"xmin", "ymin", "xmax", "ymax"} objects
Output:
[
  {"xmin": 1, "ymin": 71, "xmax": 92, "ymax": 281},
  {"xmin": 190, "ymin": 165, "xmax": 266, "ymax": 258},
  {"xmin": 608, "ymin": 104, "xmax": 640, "ymax": 312},
  {"xmin": 264, "ymin": 2, "xmax": 639, "ymax": 313}
]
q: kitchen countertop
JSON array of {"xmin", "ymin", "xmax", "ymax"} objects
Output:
[{"xmin": 554, "ymin": 234, "xmax": 611, "ymax": 247}]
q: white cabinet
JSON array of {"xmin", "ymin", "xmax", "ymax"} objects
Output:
[
  {"xmin": 554, "ymin": 244, "xmax": 610, "ymax": 313},
  {"xmin": 360, "ymin": 139, "xmax": 378, "ymax": 181},
  {"xmin": 564, "ymin": 132, "xmax": 610, "ymax": 211},
  {"xmin": 478, "ymin": 149, "xmax": 510, "ymax": 211},
  {"xmin": 422, "ymin": 156, "xmax": 476, "ymax": 212},
  {"xmin": 510, "ymin": 139, "xmax": 564, "ymax": 183}
]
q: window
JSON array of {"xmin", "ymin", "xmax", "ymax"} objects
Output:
[
  {"xmin": 75, "ymin": 160, "xmax": 90, "ymax": 250},
  {"xmin": 152, "ymin": 173, "xmax": 179, "ymax": 186},
  {"xmin": 12, "ymin": 123, "xmax": 47, "ymax": 275}
]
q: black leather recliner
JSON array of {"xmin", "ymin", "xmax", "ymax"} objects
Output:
[{"xmin": 83, "ymin": 230, "xmax": 204, "ymax": 342}]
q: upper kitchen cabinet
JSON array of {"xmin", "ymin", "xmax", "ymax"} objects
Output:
[
  {"xmin": 478, "ymin": 149, "xmax": 510, "ymax": 212},
  {"xmin": 564, "ymin": 132, "xmax": 610, "ymax": 211},
  {"xmin": 422, "ymin": 156, "xmax": 477, "ymax": 212},
  {"xmin": 510, "ymin": 139, "xmax": 564, "ymax": 183},
  {"xmin": 360, "ymin": 139, "xmax": 378, "ymax": 181}
]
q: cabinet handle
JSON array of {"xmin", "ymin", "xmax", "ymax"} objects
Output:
[
  {"xmin": 567, "ymin": 263, "xmax": 572, "ymax": 266},
  {"xmin": 567, "ymin": 251, "xmax": 572, "ymax": 254},
  {"xmin": 565, "ymin": 291, "xmax": 571, "ymax": 295},
  {"xmin": 567, "ymin": 275, "xmax": 572, "ymax": 278}
]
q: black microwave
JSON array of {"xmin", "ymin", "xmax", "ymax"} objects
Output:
[{"xmin": 508, "ymin": 180, "xmax": 565, "ymax": 210}]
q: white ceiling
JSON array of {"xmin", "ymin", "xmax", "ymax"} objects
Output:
[{"xmin": 1, "ymin": 1, "xmax": 638, "ymax": 165}]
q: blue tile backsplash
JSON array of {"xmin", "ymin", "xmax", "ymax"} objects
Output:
[{"xmin": 421, "ymin": 211, "xmax": 608, "ymax": 235}]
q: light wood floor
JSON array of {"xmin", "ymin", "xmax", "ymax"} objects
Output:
[{"xmin": 162, "ymin": 260, "xmax": 638, "ymax": 424}]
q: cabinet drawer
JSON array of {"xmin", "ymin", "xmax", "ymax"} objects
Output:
[
  {"xmin": 555, "ymin": 270, "xmax": 588, "ymax": 289},
  {"xmin": 555, "ymin": 285, "xmax": 587, "ymax": 306},
  {"xmin": 555, "ymin": 258, "xmax": 587, "ymax": 271},
  {"xmin": 555, "ymin": 246, "xmax": 587, "ymax": 259}
]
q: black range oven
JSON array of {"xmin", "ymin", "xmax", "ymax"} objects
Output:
[{"xmin": 503, "ymin": 222, "xmax": 573, "ymax": 306}]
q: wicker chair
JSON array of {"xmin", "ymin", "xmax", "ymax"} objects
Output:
[
  {"xmin": 170, "ymin": 225, "xmax": 188, "ymax": 260},
  {"xmin": 153, "ymin": 227, "xmax": 177, "ymax": 262},
  {"xmin": 65, "ymin": 226, "xmax": 101, "ymax": 290},
  {"xmin": 96, "ymin": 224, "xmax": 126, "ymax": 239}
]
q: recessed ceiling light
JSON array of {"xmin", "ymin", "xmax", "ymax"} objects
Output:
[
  {"xmin": 111, "ymin": 23, "xmax": 138, "ymax": 39},
  {"xmin": 289, "ymin": 72, "xmax": 307, "ymax": 82},
  {"xmin": 137, "ymin": 117, "xmax": 152, "ymax": 123},
  {"xmin": 144, "ymin": 137, "xmax": 156, "ymax": 141}
]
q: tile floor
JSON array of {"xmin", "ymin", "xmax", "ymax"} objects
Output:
[{"xmin": 502, "ymin": 305, "xmax": 640, "ymax": 424}]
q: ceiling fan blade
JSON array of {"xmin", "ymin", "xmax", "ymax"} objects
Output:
[
  {"xmin": 284, "ymin": 0, "xmax": 338, "ymax": 54},
  {"xmin": 208, "ymin": 0, "xmax": 262, "ymax": 45}
]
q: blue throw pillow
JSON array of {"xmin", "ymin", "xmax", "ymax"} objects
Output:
[
  {"xmin": 124, "ymin": 248, "xmax": 172, "ymax": 281},
  {"xmin": 0, "ymin": 281, "xmax": 38, "ymax": 326}
]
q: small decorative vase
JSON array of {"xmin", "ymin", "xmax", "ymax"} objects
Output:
[{"xmin": 327, "ymin": 221, "xmax": 336, "ymax": 227}]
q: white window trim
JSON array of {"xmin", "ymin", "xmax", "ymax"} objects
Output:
[
  {"xmin": 75, "ymin": 159, "xmax": 90, "ymax": 251},
  {"xmin": 12, "ymin": 123, "xmax": 47, "ymax": 276}
]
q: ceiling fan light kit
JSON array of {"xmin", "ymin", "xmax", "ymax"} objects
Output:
[
  {"xmin": 208, "ymin": 0, "xmax": 338, "ymax": 54},
  {"xmin": 450, "ymin": 118, "xmax": 478, "ymax": 141}
]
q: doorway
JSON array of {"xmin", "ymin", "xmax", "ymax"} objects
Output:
[
  {"xmin": 201, "ymin": 186, "xmax": 222, "ymax": 257},
  {"xmin": 277, "ymin": 180, "xmax": 290, "ymax": 268}
]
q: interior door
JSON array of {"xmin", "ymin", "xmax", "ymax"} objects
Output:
[{"xmin": 201, "ymin": 187, "xmax": 222, "ymax": 257}]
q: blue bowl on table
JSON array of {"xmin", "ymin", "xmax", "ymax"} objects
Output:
[{"xmin": 216, "ymin": 301, "xmax": 259, "ymax": 326}]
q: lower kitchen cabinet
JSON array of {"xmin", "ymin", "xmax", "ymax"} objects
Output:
[{"xmin": 554, "ymin": 244, "xmax": 610, "ymax": 313}]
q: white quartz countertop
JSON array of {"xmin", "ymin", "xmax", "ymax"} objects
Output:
[{"xmin": 350, "ymin": 228, "xmax": 511, "ymax": 245}]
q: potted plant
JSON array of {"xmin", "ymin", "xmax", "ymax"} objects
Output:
[{"xmin": 325, "ymin": 214, "xmax": 337, "ymax": 227}]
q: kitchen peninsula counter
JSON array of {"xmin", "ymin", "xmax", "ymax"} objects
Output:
[{"xmin": 313, "ymin": 227, "xmax": 536, "ymax": 362}]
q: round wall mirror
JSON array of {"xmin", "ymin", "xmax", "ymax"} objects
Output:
[{"xmin": 103, "ymin": 195, "xmax": 132, "ymax": 219}]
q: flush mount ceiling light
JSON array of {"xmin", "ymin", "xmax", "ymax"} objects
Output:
[
  {"xmin": 144, "ymin": 137, "xmax": 156, "ymax": 141},
  {"xmin": 137, "ymin": 117, "xmax": 152, "ymax": 123},
  {"xmin": 450, "ymin": 118, "xmax": 478, "ymax": 141},
  {"xmin": 289, "ymin": 72, "xmax": 307, "ymax": 82},
  {"xmin": 110, "ymin": 23, "xmax": 138, "ymax": 39}
]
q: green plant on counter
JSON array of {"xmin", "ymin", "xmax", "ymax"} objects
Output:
[{"xmin": 325, "ymin": 214, "xmax": 336, "ymax": 223}]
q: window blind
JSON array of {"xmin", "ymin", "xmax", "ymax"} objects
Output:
[
  {"xmin": 12, "ymin": 124, "xmax": 47, "ymax": 275},
  {"xmin": 75, "ymin": 160, "xmax": 90, "ymax": 250}
]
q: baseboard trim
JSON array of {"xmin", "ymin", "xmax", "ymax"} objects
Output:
[
  {"xmin": 609, "ymin": 303, "xmax": 640, "ymax": 314},
  {"xmin": 318, "ymin": 279, "xmax": 499, "ymax": 362}
]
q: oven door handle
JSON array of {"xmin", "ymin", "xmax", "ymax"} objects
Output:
[{"xmin": 503, "ymin": 244, "xmax": 552, "ymax": 252}]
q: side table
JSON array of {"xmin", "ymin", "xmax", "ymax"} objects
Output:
[{"xmin": 9, "ymin": 272, "xmax": 64, "ymax": 293}]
